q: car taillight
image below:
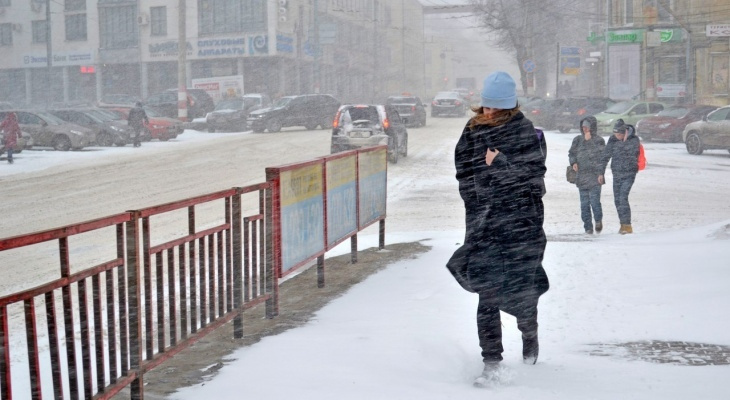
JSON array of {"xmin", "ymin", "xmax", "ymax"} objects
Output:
[
  {"xmin": 432, "ymin": 100, "xmax": 438, "ymax": 106},
  {"xmin": 383, "ymin": 118, "xmax": 390, "ymax": 130},
  {"xmin": 332, "ymin": 111, "xmax": 341, "ymax": 128},
  {"xmin": 411, "ymin": 106, "xmax": 416, "ymax": 112},
  {"xmin": 532, "ymin": 110, "xmax": 541, "ymax": 115},
  {"xmin": 577, "ymin": 108, "xmax": 587, "ymax": 115},
  {"xmin": 455, "ymin": 101, "xmax": 462, "ymax": 106}
]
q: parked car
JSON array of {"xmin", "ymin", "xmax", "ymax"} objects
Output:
[
  {"xmin": 330, "ymin": 104, "xmax": 408, "ymax": 163},
  {"xmin": 0, "ymin": 110, "xmax": 95, "ymax": 151},
  {"xmin": 102, "ymin": 106, "xmax": 183, "ymax": 141},
  {"xmin": 385, "ymin": 95, "xmax": 427, "ymax": 127},
  {"xmin": 145, "ymin": 88, "xmax": 215, "ymax": 119},
  {"xmin": 49, "ymin": 108, "xmax": 132, "ymax": 147},
  {"xmin": 206, "ymin": 93, "xmax": 271, "ymax": 132},
  {"xmin": 636, "ymin": 104, "xmax": 718, "ymax": 143},
  {"xmin": 523, "ymin": 98, "xmax": 565, "ymax": 130},
  {"xmin": 554, "ymin": 97, "xmax": 616, "ymax": 133},
  {"xmin": 247, "ymin": 94, "xmax": 340, "ymax": 133},
  {"xmin": 431, "ymin": 91, "xmax": 467, "ymax": 117},
  {"xmin": 453, "ymin": 87, "xmax": 475, "ymax": 102},
  {"xmin": 594, "ymin": 101, "xmax": 666, "ymax": 135},
  {"xmin": 682, "ymin": 105, "xmax": 730, "ymax": 155}
]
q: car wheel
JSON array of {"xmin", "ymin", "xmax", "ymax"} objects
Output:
[
  {"xmin": 320, "ymin": 116, "xmax": 333, "ymax": 129},
  {"xmin": 685, "ymin": 132, "xmax": 704, "ymax": 155},
  {"xmin": 266, "ymin": 119, "xmax": 282, "ymax": 133},
  {"xmin": 558, "ymin": 127, "xmax": 570, "ymax": 133},
  {"xmin": 388, "ymin": 138, "xmax": 399, "ymax": 164},
  {"xmin": 52, "ymin": 135, "xmax": 72, "ymax": 151},
  {"xmin": 160, "ymin": 135, "xmax": 171, "ymax": 142},
  {"xmin": 401, "ymin": 136, "xmax": 408, "ymax": 157},
  {"xmin": 97, "ymin": 132, "xmax": 114, "ymax": 147}
]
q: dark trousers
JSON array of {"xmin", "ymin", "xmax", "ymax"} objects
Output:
[
  {"xmin": 579, "ymin": 185, "xmax": 603, "ymax": 231},
  {"xmin": 132, "ymin": 127, "xmax": 142, "ymax": 147},
  {"xmin": 6, "ymin": 147, "xmax": 13, "ymax": 162},
  {"xmin": 476, "ymin": 291, "xmax": 538, "ymax": 362},
  {"xmin": 612, "ymin": 174, "xmax": 636, "ymax": 225}
]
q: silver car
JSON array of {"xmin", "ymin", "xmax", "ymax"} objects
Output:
[{"xmin": 0, "ymin": 110, "xmax": 95, "ymax": 151}]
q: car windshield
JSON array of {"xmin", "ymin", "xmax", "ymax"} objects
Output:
[
  {"xmin": 143, "ymin": 108, "xmax": 161, "ymax": 117},
  {"xmin": 603, "ymin": 102, "xmax": 633, "ymax": 114},
  {"xmin": 215, "ymin": 99, "xmax": 245, "ymax": 111},
  {"xmin": 656, "ymin": 107, "xmax": 689, "ymax": 118},
  {"xmin": 388, "ymin": 97, "xmax": 417, "ymax": 104},
  {"xmin": 35, "ymin": 112, "xmax": 67, "ymax": 125},
  {"xmin": 272, "ymin": 97, "xmax": 293, "ymax": 108},
  {"xmin": 435, "ymin": 92, "xmax": 460, "ymax": 99},
  {"xmin": 86, "ymin": 109, "xmax": 118, "ymax": 121}
]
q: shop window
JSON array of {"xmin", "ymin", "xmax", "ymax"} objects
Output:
[
  {"xmin": 99, "ymin": 4, "xmax": 138, "ymax": 49},
  {"xmin": 65, "ymin": 14, "xmax": 87, "ymax": 41},
  {"xmin": 32, "ymin": 20, "xmax": 47, "ymax": 43},
  {"xmin": 0, "ymin": 23, "xmax": 11, "ymax": 46},
  {"xmin": 65, "ymin": 0, "xmax": 85, "ymax": 12},
  {"xmin": 151, "ymin": 6, "xmax": 167, "ymax": 36},
  {"xmin": 658, "ymin": 56, "xmax": 685, "ymax": 83},
  {"xmin": 711, "ymin": 54, "xmax": 729, "ymax": 96},
  {"xmin": 198, "ymin": 0, "xmax": 265, "ymax": 35},
  {"xmin": 657, "ymin": 0, "xmax": 673, "ymax": 23}
]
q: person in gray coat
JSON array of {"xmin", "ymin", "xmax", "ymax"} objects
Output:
[{"xmin": 568, "ymin": 116, "xmax": 605, "ymax": 234}]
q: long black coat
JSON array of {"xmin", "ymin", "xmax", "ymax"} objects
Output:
[
  {"xmin": 447, "ymin": 112, "xmax": 549, "ymax": 316},
  {"xmin": 568, "ymin": 116, "xmax": 605, "ymax": 189}
]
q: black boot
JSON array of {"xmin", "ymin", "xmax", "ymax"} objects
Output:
[{"xmin": 522, "ymin": 334, "xmax": 539, "ymax": 365}]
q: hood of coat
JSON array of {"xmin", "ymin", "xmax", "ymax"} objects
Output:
[{"xmin": 579, "ymin": 116, "xmax": 598, "ymax": 134}]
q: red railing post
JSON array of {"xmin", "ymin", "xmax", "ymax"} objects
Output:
[
  {"xmin": 232, "ymin": 189, "xmax": 244, "ymax": 338},
  {"xmin": 126, "ymin": 211, "xmax": 144, "ymax": 400}
]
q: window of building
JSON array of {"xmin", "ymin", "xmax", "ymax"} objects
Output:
[
  {"xmin": 711, "ymin": 54, "xmax": 729, "ymax": 96},
  {"xmin": 99, "ymin": 4, "xmax": 138, "ymax": 49},
  {"xmin": 32, "ymin": 20, "xmax": 48, "ymax": 43},
  {"xmin": 658, "ymin": 56, "xmax": 685, "ymax": 83},
  {"xmin": 0, "ymin": 23, "xmax": 12, "ymax": 46},
  {"xmin": 65, "ymin": 0, "xmax": 85, "ymax": 11},
  {"xmin": 656, "ymin": 0, "xmax": 673, "ymax": 23},
  {"xmin": 197, "ymin": 0, "xmax": 266, "ymax": 35},
  {"xmin": 621, "ymin": 0, "xmax": 634, "ymax": 25},
  {"xmin": 150, "ymin": 6, "xmax": 167, "ymax": 36},
  {"xmin": 65, "ymin": 14, "xmax": 87, "ymax": 41}
]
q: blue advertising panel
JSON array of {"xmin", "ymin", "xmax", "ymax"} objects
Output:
[
  {"xmin": 358, "ymin": 148, "xmax": 387, "ymax": 228},
  {"xmin": 279, "ymin": 164, "xmax": 325, "ymax": 273},
  {"xmin": 326, "ymin": 155, "xmax": 358, "ymax": 248}
]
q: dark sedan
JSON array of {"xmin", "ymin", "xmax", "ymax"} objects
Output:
[
  {"xmin": 431, "ymin": 92, "xmax": 467, "ymax": 117},
  {"xmin": 206, "ymin": 94, "xmax": 270, "ymax": 132},
  {"xmin": 386, "ymin": 95, "xmax": 427, "ymax": 127},
  {"xmin": 636, "ymin": 104, "xmax": 718, "ymax": 143},
  {"xmin": 523, "ymin": 98, "xmax": 565, "ymax": 130},
  {"xmin": 554, "ymin": 97, "xmax": 616, "ymax": 133}
]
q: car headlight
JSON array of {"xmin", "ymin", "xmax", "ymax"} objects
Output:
[{"xmin": 70, "ymin": 130, "xmax": 82, "ymax": 135}]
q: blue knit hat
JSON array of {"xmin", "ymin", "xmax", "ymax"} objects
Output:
[{"xmin": 480, "ymin": 71, "xmax": 517, "ymax": 109}]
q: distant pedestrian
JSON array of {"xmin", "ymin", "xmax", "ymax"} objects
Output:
[
  {"xmin": 448, "ymin": 71, "xmax": 549, "ymax": 387},
  {"xmin": 127, "ymin": 102, "xmax": 149, "ymax": 147},
  {"xmin": 599, "ymin": 119, "xmax": 640, "ymax": 234},
  {"xmin": 1, "ymin": 112, "xmax": 21, "ymax": 164},
  {"xmin": 568, "ymin": 116, "xmax": 605, "ymax": 234}
]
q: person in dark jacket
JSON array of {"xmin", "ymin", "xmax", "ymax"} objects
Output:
[
  {"xmin": 599, "ymin": 119, "xmax": 640, "ymax": 234},
  {"xmin": 127, "ymin": 102, "xmax": 149, "ymax": 147},
  {"xmin": 448, "ymin": 71, "xmax": 548, "ymax": 386},
  {"xmin": 568, "ymin": 116, "xmax": 605, "ymax": 234},
  {"xmin": 1, "ymin": 112, "xmax": 21, "ymax": 164}
]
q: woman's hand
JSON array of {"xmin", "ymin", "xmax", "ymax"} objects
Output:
[
  {"xmin": 598, "ymin": 175, "xmax": 605, "ymax": 185},
  {"xmin": 485, "ymin": 148, "xmax": 500, "ymax": 166},
  {"xmin": 572, "ymin": 163, "xmax": 578, "ymax": 172}
]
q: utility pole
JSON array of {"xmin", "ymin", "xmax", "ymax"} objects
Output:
[
  {"xmin": 401, "ymin": 0, "xmax": 406, "ymax": 90},
  {"xmin": 178, "ymin": 0, "xmax": 188, "ymax": 120},
  {"xmin": 313, "ymin": 0, "xmax": 320, "ymax": 93},
  {"xmin": 373, "ymin": 0, "xmax": 378, "ymax": 102},
  {"xmin": 45, "ymin": 0, "xmax": 52, "ymax": 108}
]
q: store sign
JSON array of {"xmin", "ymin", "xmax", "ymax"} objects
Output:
[
  {"xmin": 656, "ymin": 83, "xmax": 686, "ymax": 98},
  {"xmin": 277, "ymin": 34, "xmax": 294, "ymax": 53},
  {"xmin": 197, "ymin": 38, "xmax": 246, "ymax": 57},
  {"xmin": 22, "ymin": 50, "xmax": 95, "ymax": 68},
  {"xmin": 148, "ymin": 41, "xmax": 194, "ymax": 58},
  {"xmin": 706, "ymin": 24, "xmax": 730, "ymax": 37},
  {"xmin": 606, "ymin": 30, "xmax": 644, "ymax": 44}
]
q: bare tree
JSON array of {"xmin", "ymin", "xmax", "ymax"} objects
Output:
[{"xmin": 470, "ymin": 0, "xmax": 589, "ymax": 96}]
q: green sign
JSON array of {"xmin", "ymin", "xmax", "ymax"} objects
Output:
[{"xmin": 606, "ymin": 30, "xmax": 644, "ymax": 44}]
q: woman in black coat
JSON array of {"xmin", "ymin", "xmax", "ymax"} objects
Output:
[
  {"xmin": 599, "ymin": 119, "xmax": 640, "ymax": 234},
  {"xmin": 448, "ymin": 71, "xmax": 548, "ymax": 386},
  {"xmin": 568, "ymin": 116, "xmax": 605, "ymax": 234}
]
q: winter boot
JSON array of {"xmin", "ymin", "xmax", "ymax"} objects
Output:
[
  {"xmin": 595, "ymin": 221, "xmax": 603, "ymax": 233},
  {"xmin": 619, "ymin": 224, "xmax": 633, "ymax": 234},
  {"xmin": 585, "ymin": 229, "xmax": 593, "ymax": 235},
  {"xmin": 522, "ymin": 335, "xmax": 539, "ymax": 365},
  {"xmin": 473, "ymin": 362, "xmax": 501, "ymax": 388}
]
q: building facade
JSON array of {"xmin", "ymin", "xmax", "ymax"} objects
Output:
[{"xmin": 0, "ymin": 0, "xmax": 427, "ymax": 107}]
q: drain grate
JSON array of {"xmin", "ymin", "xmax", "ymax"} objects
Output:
[{"xmin": 588, "ymin": 340, "xmax": 730, "ymax": 366}]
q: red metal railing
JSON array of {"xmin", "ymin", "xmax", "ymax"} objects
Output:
[{"xmin": 0, "ymin": 183, "xmax": 273, "ymax": 400}]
